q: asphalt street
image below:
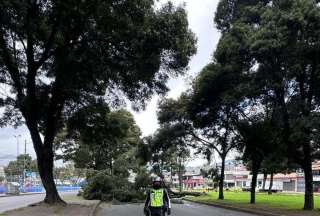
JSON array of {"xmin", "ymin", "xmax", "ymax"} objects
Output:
[
  {"xmin": 98, "ymin": 202, "xmax": 258, "ymax": 216},
  {"xmin": 0, "ymin": 193, "xmax": 45, "ymax": 213}
]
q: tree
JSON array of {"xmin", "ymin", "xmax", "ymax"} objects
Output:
[
  {"xmin": 237, "ymin": 119, "xmax": 278, "ymax": 204},
  {"xmin": 56, "ymin": 101, "xmax": 141, "ymax": 173},
  {"xmin": 145, "ymin": 124, "xmax": 190, "ymax": 192},
  {"xmin": 134, "ymin": 168, "xmax": 151, "ymax": 192},
  {"xmin": 215, "ymin": 0, "xmax": 320, "ymax": 209},
  {"xmin": 157, "ymin": 93, "xmax": 240, "ymax": 200},
  {"xmin": 260, "ymin": 150, "xmax": 295, "ymax": 194},
  {"xmin": 0, "ymin": 0, "xmax": 196, "ymax": 203},
  {"xmin": 4, "ymin": 154, "xmax": 38, "ymax": 177},
  {"xmin": 187, "ymin": 63, "xmax": 246, "ymax": 200},
  {"xmin": 200, "ymin": 167, "xmax": 219, "ymax": 189}
]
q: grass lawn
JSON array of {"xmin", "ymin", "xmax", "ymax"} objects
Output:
[{"xmin": 188, "ymin": 191, "xmax": 320, "ymax": 215}]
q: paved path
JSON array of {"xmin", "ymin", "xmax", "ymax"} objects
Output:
[
  {"xmin": 0, "ymin": 192, "xmax": 77, "ymax": 213},
  {"xmin": 0, "ymin": 193, "xmax": 45, "ymax": 213},
  {"xmin": 98, "ymin": 202, "xmax": 258, "ymax": 216}
]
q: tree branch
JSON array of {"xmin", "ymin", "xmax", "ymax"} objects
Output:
[
  {"xmin": 0, "ymin": 29, "xmax": 25, "ymax": 103},
  {"xmin": 188, "ymin": 128, "xmax": 222, "ymax": 154},
  {"xmin": 34, "ymin": 21, "xmax": 58, "ymax": 71}
]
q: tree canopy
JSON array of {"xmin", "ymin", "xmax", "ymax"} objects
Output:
[
  {"xmin": 0, "ymin": 0, "xmax": 196, "ymax": 203},
  {"xmin": 56, "ymin": 101, "xmax": 141, "ymax": 172},
  {"xmin": 4, "ymin": 154, "xmax": 38, "ymax": 177}
]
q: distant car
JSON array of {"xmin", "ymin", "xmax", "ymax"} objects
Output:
[{"xmin": 6, "ymin": 182, "xmax": 20, "ymax": 195}]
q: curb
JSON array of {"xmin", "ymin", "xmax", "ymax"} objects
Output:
[
  {"xmin": 183, "ymin": 198, "xmax": 285, "ymax": 216},
  {"xmin": 89, "ymin": 200, "xmax": 101, "ymax": 216}
]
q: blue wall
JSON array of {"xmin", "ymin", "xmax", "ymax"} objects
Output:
[{"xmin": 0, "ymin": 185, "xmax": 81, "ymax": 194}]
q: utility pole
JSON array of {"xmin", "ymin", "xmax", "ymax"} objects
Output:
[
  {"xmin": 23, "ymin": 140, "xmax": 27, "ymax": 189},
  {"xmin": 13, "ymin": 134, "xmax": 21, "ymax": 190},
  {"xmin": 13, "ymin": 134, "xmax": 21, "ymax": 158}
]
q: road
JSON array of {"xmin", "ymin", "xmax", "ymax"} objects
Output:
[
  {"xmin": 0, "ymin": 192, "xmax": 77, "ymax": 213},
  {"xmin": 98, "ymin": 202, "xmax": 258, "ymax": 216},
  {"xmin": 0, "ymin": 193, "xmax": 45, "ymax": 213}
]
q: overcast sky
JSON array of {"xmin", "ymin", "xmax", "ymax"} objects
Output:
[{"xmin": 0, "ymin": 0, "xmax": 221, "ymax": 167}]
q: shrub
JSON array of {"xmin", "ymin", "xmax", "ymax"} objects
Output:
[
  {"xmin": 83, "ymin": 171, "xmax": 115, "ymax": 200},
  {"xmin": 134, "ymin": 170, "xmax": 151, "ymax": 192},
  {"xmin": 82, "ymin": 170, "xmax": 146, "ymax": 202}
]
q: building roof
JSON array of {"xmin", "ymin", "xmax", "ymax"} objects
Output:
[
  {"xmin": 273, "ymin": 173, "xmax": 302, "ymax": 180},
  {"xmin": 312, "ymin": 161, "xmax": 320, "ymax": 171}
]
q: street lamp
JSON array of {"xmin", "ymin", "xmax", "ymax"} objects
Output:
[
  {"xmin": 13, "ymin": 134, "xmax": 21, "ymax": 158},
  {"xmin": 13, "ymin": 134, "xmax": 21, "ymax": 192}
]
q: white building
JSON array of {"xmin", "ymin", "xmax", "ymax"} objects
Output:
[
  {"xmin": 222, "ymin": 160, "xmax": 320, "ymax": 193},
  {"xmin": 0, "ymin": 166, "xmax": 5, "ymax": 178}
]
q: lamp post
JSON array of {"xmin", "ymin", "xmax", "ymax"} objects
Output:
[
  {"xmin": 13, "ymin": 134, "xmax": 21, "ymax": 192},
  {"xmin": 13, "ymin": 134, "xmax": 21, "ymax": 158}
]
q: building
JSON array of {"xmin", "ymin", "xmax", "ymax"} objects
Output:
[
  {"xmin": 164, "ymin": 169, "xmax": 206, "ymax": 190},
  {"xmin": 0, "ymin": 166, "xmax": 5, "ymax": 178},
  {"xmin": 183, "ymin": 171, "xmax": 205, "ymax": 189},
  {"xmin": 222, "ymin": 160, "xmax": 320, "ymax": 193},
  {"xmin": 165, "ymin": 161, "xmax": 320, "ymax": 192}
]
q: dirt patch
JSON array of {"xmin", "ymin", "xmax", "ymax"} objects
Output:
[{"xmin": 2, "ymin": 203, "xmax": 92, "ymax": 216}]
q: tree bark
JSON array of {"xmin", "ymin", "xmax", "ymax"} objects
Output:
[
  {"xmin": 178, "ymin": 158, "xmax": 183, "ymax": 193},
  {"xmin": 268, "ymin": 173, "xmax": 274, "ymax": 195},
  {"xmin": 262, "ymin": 172, "xmax": 267, "ymax": 191},
  {"xmin": 303, "ymin": 143, "xmax": 314, "ymax": 210},
  {"xmin": 37, "ymin": 147, "xmax": 65, "ymax": 204},
  {"xmin": 250, "ymin": 160, "xmax": 260, "ymax": 204},
  {"xmin": 27, "ymin": 122, "xmax": 65, "ymax": 205},
  {"xmin": 218, "ymin": 156, "xmax": 226, "ymax": 200}
]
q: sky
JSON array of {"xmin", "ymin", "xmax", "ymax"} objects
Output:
[
  {"xmin": 0, "ymin": 0, "xmax": 221, "ymax": 167},
  {"xmin": 132, "ymin": 0, "xmax": 220, "ymax": 136}
]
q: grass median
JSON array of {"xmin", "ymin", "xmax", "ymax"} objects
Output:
[{"xmin": 187, "ymin": 191, "xmax": 320, "ymax": 215}]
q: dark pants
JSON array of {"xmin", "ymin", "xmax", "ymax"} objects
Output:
[{"xmin": 149, "ymin": 207, "xmax": 164, "ymax": 216}]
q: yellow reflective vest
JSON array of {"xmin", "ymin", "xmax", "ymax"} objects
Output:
[{"xmin": 150, "ymin": 189, "xmax": 164, "ymax": 207}]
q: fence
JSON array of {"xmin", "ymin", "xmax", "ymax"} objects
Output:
[
  {"xmin": 0, "ymin": 184, "xmax": 81, "ymax": 194},
  {"xmin": 1, "ymin": 170, "xmax": 84, "ymax": 195}
]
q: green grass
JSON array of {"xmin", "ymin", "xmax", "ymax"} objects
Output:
[{"xmin": 189, "ymin": 191, "xmax": 320, "ymax": 211}]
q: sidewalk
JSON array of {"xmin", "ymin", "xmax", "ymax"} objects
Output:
[
  {"xmin": 0, "ymin": 192, "xmax": 45, "ymax": 198},
  {"xmin": 1, "ymin": 193, "xmax": 100, "ymax": 216}
]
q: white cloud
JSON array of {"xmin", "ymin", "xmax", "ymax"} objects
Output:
[
  {"xmin": 0, "ymin": 126, "xmax": 36, "ymax": 166},
  {"xmin": 132, "ymin": 0, "xmax": 220, "ymax": 137},
  {"xmin": 130, "ymin": 0, "xmax": 221, "ymax": 167}
]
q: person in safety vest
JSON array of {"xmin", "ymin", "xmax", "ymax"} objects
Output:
[{"xmin": 144, "ymin": 177, "xmax": 171, "ymax": 216}]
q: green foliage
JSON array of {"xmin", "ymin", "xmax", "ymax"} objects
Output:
[
  {"xmin": 210, "ymin": 0, "xmax": 320, "ymax": 209},
  {"xmin": 134, "ymin": 169, "xmax": 151, "ymax": 191},
  {"xmin": 200, "ymin": 167, "xmax": 219, "ymax": 185},
  {"xmin": 56, "ymin": 101, "xmax": 142, "ymax": 172},
  {"xmin": 83, "ymin": 171, "xmax": 115, "ymax": 201},
  {"xmin": 4, "ymin": 154, "xmax": 38, "ymax": 177},
  {"xmin": 145, "ymin": 124, "xmax": 190, "ymax": 177},
  {"xmin": 83, "ymin": 170, "xmax": 144, "ymax": 202},
  {"xmin": 0, "ymin": 0, "xmax": 196, "ymax": 202}
]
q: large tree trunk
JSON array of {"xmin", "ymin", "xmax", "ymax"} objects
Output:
[
  {"xmin": 218, "ymin": 156, "xmax": 226, "ymax": 200},
  {"xmin": 37, "ymin": 147, "xmax": 65, "ymax": 204},
  {"xmin": 268, "ymin": 173, "xmax": 274, "ymax": 195},
  {"xmin": 303, "ymin": 143, "xmax": 314, "ymax": 210},
  {"xmin": 27, "ymin": 121, "xmax": 65, "ymax": 205},
  {"xmin": 250, "ymin": 160, "xmax": 260, "ymax": 204}
]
